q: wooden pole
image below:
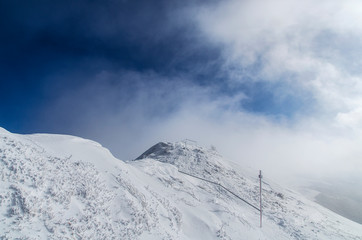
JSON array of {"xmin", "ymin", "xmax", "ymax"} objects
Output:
[{"xmin": 259, "ymin": 170, "xmax": 262, "ymax": 228}]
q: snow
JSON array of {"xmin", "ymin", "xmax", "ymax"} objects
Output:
[{"xmin": 0, "ymin": 129, "xmax": 361, "ymax": 239}]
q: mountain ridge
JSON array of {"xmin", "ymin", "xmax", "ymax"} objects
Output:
[{"xmin": 0, "ymin": 129, "xmax": 361, "ymax": 239}]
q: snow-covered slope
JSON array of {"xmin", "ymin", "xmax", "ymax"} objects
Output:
[{"xmin": 0, "ymin": 128, "xmax": 361, "ymax": 239}]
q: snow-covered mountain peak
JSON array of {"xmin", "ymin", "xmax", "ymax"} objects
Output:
[
  {"xmin": 135, "ymin": 141, "xmax": 175, "ymax": 160},
  {"xmin": 136, "ymin": 141, "xmax": 219, "ymax": 161},
  {"xmin": 135, "ymin": 141, "xmax": 231, "ymax": 179}
]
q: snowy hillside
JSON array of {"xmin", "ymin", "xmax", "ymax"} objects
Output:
[{"xmin": 0, "ymin": 128, "xmax": 361, "ymax": 239}]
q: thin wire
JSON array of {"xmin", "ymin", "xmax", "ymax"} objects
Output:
[{"xmin": 178, "ymin": 170, "xmax": 260, "ymax": 212}]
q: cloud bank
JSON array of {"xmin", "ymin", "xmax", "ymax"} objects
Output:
[
  {"xmin": 36, "ymin": 69, "xmax": 362, "ymax": 184},
  {"xmin": 195, "ymin": 0, "xmax": 362, "ymax": 127},
  {"xmin": 9, "ymin": 0, "xmax": 361, "ymax": 183}
]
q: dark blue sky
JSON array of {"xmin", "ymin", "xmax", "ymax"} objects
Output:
[
  {"xmin": 1, "ymin": 0, "xmax": 215, "ymax": 130},
  {"xmin": 0, "ymin": 0, "xmax": 323, "ymax": 162},
  {"xmin": 0, "ymin": 0, "xmax": 309, "ymax": 134}
]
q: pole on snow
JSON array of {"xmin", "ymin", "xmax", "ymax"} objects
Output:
[{"xmin": 259, "ymin": 170, "xmax": 263, "ymax": 228}]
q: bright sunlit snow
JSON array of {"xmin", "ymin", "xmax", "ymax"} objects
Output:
[{"xmin": 0, "ymin": 127, "xmax": 360, "ymax": 239}]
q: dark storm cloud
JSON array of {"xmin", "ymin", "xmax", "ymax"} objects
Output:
[
  {"xmin": 0, "ymin": 0, "xmax": 223, "ymax": 132},
  {"xmin": 0, "ymin": 0, "xmax": 221, "ymax": 74},
  {"xmin": 0, "ymin": 0, "xmax": 308, "ymax": 132}
]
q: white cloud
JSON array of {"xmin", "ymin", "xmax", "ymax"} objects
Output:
[
  {"xmin": 195, "ymin": 0, "xmax": 362, "ymax": 129},
  {"xmin": 38, "ymin": 0, "xmax": 362, "ymax": 186},
  {"xmin": 40, "ymin": 69, "xmax": 362, "ymax": 186},
  {"xmin": 336, "ymin": 108, "xmax": 362, "ymax": 129}
]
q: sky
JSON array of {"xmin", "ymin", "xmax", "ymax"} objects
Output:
[{"xmin": 1, "ymin": 0, "xmax": 362, "ymax": 183}]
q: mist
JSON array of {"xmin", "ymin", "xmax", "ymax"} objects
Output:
[{"xmin": 31, "ymin": 70, "xmax": 362, "ymax": 184}]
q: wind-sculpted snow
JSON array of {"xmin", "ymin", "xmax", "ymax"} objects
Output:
[
  {"xmin": 0, "ymin": 131, "xmax": 179, "ymax": 239},
  {"xmin": 135, "ymin": 142, "xmax": 362, "ymax": 240},
  {"xmin": 0, "ymin": 129, "xmax": 361, "ymax": 239}
]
